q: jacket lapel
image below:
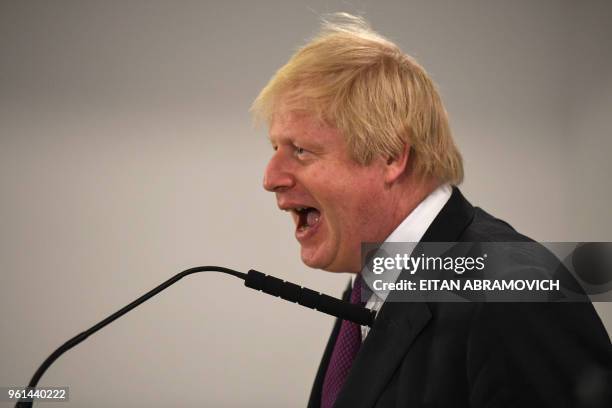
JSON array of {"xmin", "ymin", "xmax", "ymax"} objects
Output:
[
  {"xmin": 333, "ymin": 301, "xmax": 431, "ymax": 407},
  {"xmin": 420, "ymin": 187, "xmax": 475, "ymax": 244}
]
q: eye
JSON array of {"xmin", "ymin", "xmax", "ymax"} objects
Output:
[{"xmin": 292, "ymin": 143, "xmax": 311, "ymax": 158}]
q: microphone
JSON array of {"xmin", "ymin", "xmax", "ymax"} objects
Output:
[
  {"xmin": 245, "ymin": 269, "xmax": 374, "ymax": 326},
  {"xmin": 16, "ymin": 266, "xmax": 375, "ymax": 407}
]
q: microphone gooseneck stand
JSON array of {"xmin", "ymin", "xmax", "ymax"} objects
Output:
[{"xmin": 16, "ymin": 266, "xmax": 375, "ymax": 407}]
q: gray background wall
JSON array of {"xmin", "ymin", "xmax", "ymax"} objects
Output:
[{"xmin": 1, "ymin": 1, "xmax": 610, "ymax": 406}]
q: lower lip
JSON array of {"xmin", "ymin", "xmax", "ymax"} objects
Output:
[{"xmin": 295, "ymin": 215, "xmax": 322, "ymax": 242}]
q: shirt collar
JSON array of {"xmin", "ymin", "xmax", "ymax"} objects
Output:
[{"xmin": 385, "ymin": 183, "xmax": 452, "ymax": 243}]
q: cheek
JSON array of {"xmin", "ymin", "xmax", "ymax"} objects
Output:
[
  {"xmin": 325, "ymin": 188, "xmax": 377, "ymax": 237},
  {"xmin": 339, "ymin": 183, "xmax": 386, "ymax": 236},
  {"xmin": 313, "ymin": 164, "xmax": 385, "ymax": 231}
]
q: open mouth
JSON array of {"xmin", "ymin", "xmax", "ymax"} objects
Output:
[{"xmin": 294, "ymin": 207, "xmax": 321, "ymax": 232}]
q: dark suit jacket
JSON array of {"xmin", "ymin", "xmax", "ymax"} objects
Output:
[{"xmin": 308, "ymin": 188, "xmax": 612, "ymax": 408}]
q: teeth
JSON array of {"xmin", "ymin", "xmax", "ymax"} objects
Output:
[{"xmin": 282, "ymin": 206, "xmax": 312, "ymax": 212}]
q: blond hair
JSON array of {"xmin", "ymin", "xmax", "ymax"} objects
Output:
[{"xmin": 251, "ymin": 13, "xmax": 463, "ymax": 184}]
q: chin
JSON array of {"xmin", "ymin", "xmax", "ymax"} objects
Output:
[
  {"xmin": 301, "ymin": 249, "xmax": 333, "ymax": 271},
  {"xmin": 301, "ymin": 256, "xmax": 327, "ymax": 270},
  {"xmin": 301, "ymin": 253, "xmax": 352, "ymax": 273}
]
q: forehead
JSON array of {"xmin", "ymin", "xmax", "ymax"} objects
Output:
[{"xmin": 269, "ymin": 110, "xmax": 342, "ymax": 146}]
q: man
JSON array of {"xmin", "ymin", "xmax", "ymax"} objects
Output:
[{"xmin": 252, "ymin": 13, "xmax": 612, "ymax": 408}]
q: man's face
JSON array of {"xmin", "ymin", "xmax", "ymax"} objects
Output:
[{"xmin": 264, "ymin": 109, "xmax": 390, "ymax": 272}]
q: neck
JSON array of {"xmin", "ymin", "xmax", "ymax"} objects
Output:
[
  {"xmin": 383, "ymin": 176, "xmax": 441, "ymax": 239},
  {"xmin": 344, "ymin": 176, "xmax": 441, "ymax": 273}
]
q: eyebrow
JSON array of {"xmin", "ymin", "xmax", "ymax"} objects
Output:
[
  {"xmin": 267, "ymin": 134, "xmax": 280, "ymax": 146},
  {"xmin": 267, "ymin": 131, "xmax": 292, "ymax": 145}
]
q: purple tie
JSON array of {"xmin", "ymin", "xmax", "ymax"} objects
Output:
[{"xmin": 320, "ymin": 274, "xmax": 365, "ymax": 408}]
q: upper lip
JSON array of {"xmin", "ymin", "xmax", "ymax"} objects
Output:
[{"xmin": 277, "ymin": 201, "xmax": 319, "ymax": 212}]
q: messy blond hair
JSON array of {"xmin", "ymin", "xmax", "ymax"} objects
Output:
[{"xmin": 251, "ymin": 13, "xmax": 463, "ymax": 184}]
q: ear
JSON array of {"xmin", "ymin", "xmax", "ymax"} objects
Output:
[{"xmin": 384, "ymin": 144, "xmax": 410, "ymax": 184}]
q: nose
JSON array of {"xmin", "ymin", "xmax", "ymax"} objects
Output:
[{"xmin": 263, "ymin": 151, "xmax": 295, "ymax": 192}]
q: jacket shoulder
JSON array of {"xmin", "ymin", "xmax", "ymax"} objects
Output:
[{"xmin": 461, "ymin": 207, "xmax": 533, "ymax": 243}]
